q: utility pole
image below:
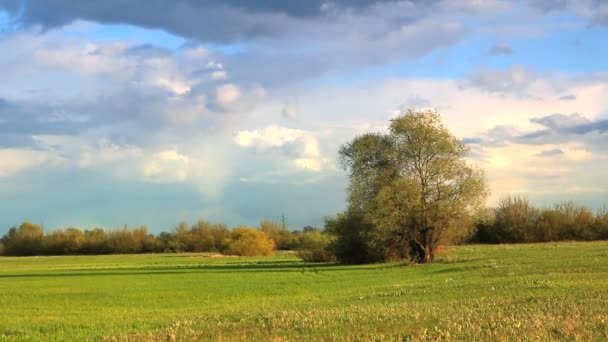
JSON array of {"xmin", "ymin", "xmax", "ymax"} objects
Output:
[{"xmin": 281, "ymin": 213, "xmax": 286, "ymax": 230}]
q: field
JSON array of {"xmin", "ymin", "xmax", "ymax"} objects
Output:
[{"xmin": 1, "ymin": 242, "xmax": 608, "ymax": 341}]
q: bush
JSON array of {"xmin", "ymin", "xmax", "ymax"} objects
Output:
[
  {"xmin": 226, "ymin": 227, "xmax": 275, "ymax": 256},
  {"xmin": 324, "ymin": 211, "xmax": 383, "ymax": 264},
  {"xmin": 259, "ymin": 219, "xmax": 296, "ymax": 250},
  {"xmin": 471, "ymin": 197, "xmax": 606, "ymax": 244},
  {"xmin": 296, "ymin": 230, "xmax": 336, "ymax": 262}
]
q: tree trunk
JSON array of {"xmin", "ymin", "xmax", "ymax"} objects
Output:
[{"xmin": 422, "ymin": 243, "xmax": 433, "ymax": 263}]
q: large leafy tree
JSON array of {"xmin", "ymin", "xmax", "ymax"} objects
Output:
[{"xmin": 339, "ymin": 109, "xmax": 488, "ymax": 263}]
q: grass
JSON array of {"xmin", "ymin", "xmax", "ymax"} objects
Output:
[{"xmin": 1, "ymin": 242, "xmax": 608, "ymax": 341}]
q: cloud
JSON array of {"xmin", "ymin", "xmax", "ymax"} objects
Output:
[
  {"xmin": 0, "ymin": 148, "xmax": 53, "ymax": 176},
  {"xmin": 215, "ymin": 83, "xmax": 241, "ymax": 109},
  {"xmin": 0, "ymin": 0, "xmax": 434, "ymax": 43},
  {"xmin": 487, "ymin": 43, "xmax": 515, "ymax": 56},
  {"xmin": 281, "ymin": 104, "xmax": 298, "ymax": 120},
  {"xmin": 559, "ymin": 94, "xmax": 576, "ymax": 100},
  {"xmin": 528, "ymin": 0, "xmax": 569, "ymax": 12},
  {"xmin": 518, "ymin": 113, "xmax": 608, "ymax": 142},
  {"xmin": 0, "ymin": 29, "xmax": 272, "ymax": 147},
  {"xmin": 528, "ymin": 0, "xmax": 608, "ymax": 26},
  {"xmin": 534, "ymin": 148, "xmax": 564, "ymax": 157},
  {"xmin": 0, "ymin": 0, "xmax": 476, "ymax": 85},
  {"xmin": 462, "ymin": 66, "xmax": 537, "ymax": 96},
  {"xmin": 233, "ymin": 125, "xmax": 330, "ymax": 172}
]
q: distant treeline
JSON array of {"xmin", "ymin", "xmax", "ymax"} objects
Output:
[
  {"xmin": 2, "ymin": 196, "xmax": 607, "ymax": 258},
  {"xmin": 470, "ymin": 197, "xmax": 608, "ymax": 244},
  {"xmin": 0, "ymin": 219, "xmax": 332, "ymax": 259}
]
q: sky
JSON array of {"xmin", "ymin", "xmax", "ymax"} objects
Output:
[{"xmin": 0, "ymin": 0, "xmax": 607, "ymax": 233}]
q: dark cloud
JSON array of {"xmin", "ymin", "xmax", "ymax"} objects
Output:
[
  {"xmin": 487, "ymin": 43, "xmax": 515, "ymax": 56},
  {"xmin": 534, "ymin": 148, "xmax": 564, "ymax": 157},
  {"xmin": 517, "ymin": 114, "xmax": 608, "ymax": 143},
  {"xmin": 472, "ymin": 113, "xmax": 608, "ymax": 148},
  {"xmin": 0, "ymin": 0, "xmax": 435, "ymax": 43},
  {"xmin": 530, "ymin": 113, "xmax": 589, "ymax": 130},
  {"xmin": 0, "ymin": 97, "xmax": 89, "ymax": 137},
  {"xmin": 0, "ymin": 0, "xmax": 466, "ymax": 86}
]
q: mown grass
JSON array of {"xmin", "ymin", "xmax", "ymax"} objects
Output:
[{"xmin": 1, "ymin": 242, "xmax": 608, "ymax": 341}]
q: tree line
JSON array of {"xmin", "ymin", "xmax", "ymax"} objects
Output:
[
  {"xmin": 2, "ymin": 110, "xmax": 606, "ymax": 263},
  {"xmin": 0, "ymin": 219, "xmax": 332, "ymax": 259},
  {"xmin": 470, "ymin": 196, "xmax": 608, "ymax": 243}
]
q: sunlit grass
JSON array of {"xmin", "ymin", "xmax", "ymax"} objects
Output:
[{"xmin": 1, "ymin": 243, "xmax": 607, "ymax": 340}]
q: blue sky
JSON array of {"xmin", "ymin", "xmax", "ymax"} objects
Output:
[{"xmin": 0, "ymin": 0, "xmax": 607, "ymax": 233}]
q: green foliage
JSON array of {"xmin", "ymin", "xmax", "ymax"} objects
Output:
[
  {"xmin": 296, "ymin": 230, "xmax": 336, "ymax": 262},
  {"xmin": 1, "ymin": 243, "xmax": 608, "ymax": 340},
  {"xmin": 325, "ymin": 211, "xmax": 383, "ymax": 264},
  {"xmin": 337, "ymin": 109, "xmax": 488, "ymax": 263},
  {"xmin": 226, "ymin": 227, "xmax": 275, "ymax": 256}
]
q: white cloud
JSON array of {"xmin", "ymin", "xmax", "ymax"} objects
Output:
[
  {"xmin": 0, "ymin": 149, "xmax": 52, "ymax": 177},
  {"xmin": 233, "ymin": 125, "xmax": 304, "ymax": 149},
  {"xmin": 143, "ymin": 149, "xmax": 190, "ymax": 182},
  {"xmin": 216, "ymin": 84, "xmax": 241, "ymax": 107},
  {"xmin": 233, "ymin": 125, "xmax": 331, "ymax": 172}
]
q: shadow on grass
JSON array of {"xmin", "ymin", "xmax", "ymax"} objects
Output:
[{"xmin": 0, "ymin": 261, "xmax": 397, "ymax": 279}]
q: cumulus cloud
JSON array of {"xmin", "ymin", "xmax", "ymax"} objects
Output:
[
  {"xmin": 0, "ymin": 28, "xmax": 270, "ymax": 147},
  {"xmin": 233, "ymin": 125, "xmax": 330, "ymax": 172}
]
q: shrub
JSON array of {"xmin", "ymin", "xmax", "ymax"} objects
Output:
[
  {"xmin": 296, "ymin": 230, "xmax": 336, "ymax": 262},
  {"xmin": 259, "ymin": 219, "xmax": 296, "ymax": 250},
  {"xmin": 324, "ymin": 211, "xmax": 383, "ymax": 264},
  {"xmin": 226, "ymin": 227, "xmax": 275, "ymax": 256}
]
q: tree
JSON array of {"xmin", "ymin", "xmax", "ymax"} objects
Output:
[
  {"xmin": 190, "ymin": 220, "xmax": 230, "ymax": 252},
  {"xmin": 2, "ymin": 222, "xmax": 45, "ymax": 256},
  {"xmin": 339, "ymin": 109, "xmax": 488, "ymax": 263}
]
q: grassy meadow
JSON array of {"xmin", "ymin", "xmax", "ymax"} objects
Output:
[{"xmin": 1, "ymin": 242, "xmax": 608, "ymax": 341}]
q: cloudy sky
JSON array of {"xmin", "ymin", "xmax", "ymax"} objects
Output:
[{"xmin": 0, "ymin": 0, "xmax": 607, "ymax": 233}]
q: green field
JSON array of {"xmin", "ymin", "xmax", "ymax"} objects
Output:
[{"xmin": 1, "ymin": 242, "xmax": 608, "ymax": 341}]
